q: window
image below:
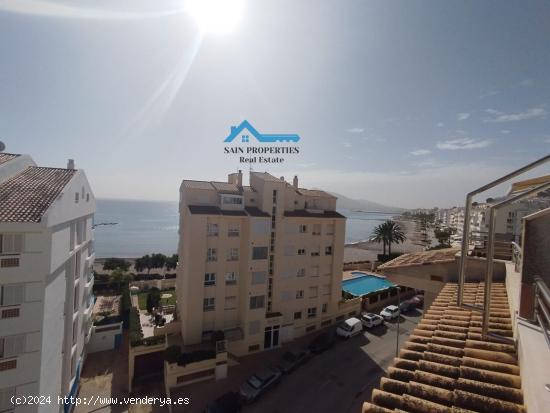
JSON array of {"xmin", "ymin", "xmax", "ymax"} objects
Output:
[
  {"xmin": 225, "ymin": 272, "xmax": 237, "ymax": 285},
  {"xmin": 326, "ymin": 224, "xmax": 335, "ymax": 235},
  {"xmin": 310, "ymin": 266, "xmax": 319, "ymax": 277},
  {"xmin": 249, "ymin": 295, "xmax": 265, "ymax": 310},
  {"xmin": 322, "ymin": 303, "xmax": 328, "ymax": 314},
  {"xmin": 73, "ymin": 285, "xmax": 79, "ymax": 312},
  {"xmin": 221, "ymin": 196, "xmax": 243, "ymax": 205},
  {"xmin": 0, "ymin": 284, "xmax": 25, "ymax": 307},
  {"xmin": 224, "ymin": 296, "xmax": 237, "ymax": 310},
  {"xmin": 307, "ymin": 307, "xmax": 317, "ymax": 319},
  {"xmin": 313, "ymin": 224, "xmax": 321, "ymax": 235},
  {"xmin": 309, "ymin": 287, "xmax": 318, "ymax": 298},
  {"xmin": 299, "ymin": 224, "xmax": 307, "ymax": 233},
  {"xmin": 297, "ymin": 248, "xmax": 306, "ymax": 256},
  {"xmin": 203, "ymin": 297, "xmax": 215, "ymax": 311},
  {"xmin": 296, "ymin": 268, "xmax": 306, "ymax": 277},
  {"xmin": 0, "ymin": 258, "xmax": 19, "ymax": 268},
  {"xmin": 0, "ymin": 234, "xmax": 23, "ymax": 255},
  {"xmin": 207, "ymin": 223, "xmax": 219, "ymax": 236},
  {"xmin": 293, "ymin": 311, "xmax": 302, "ymax": 320},
  {"xmin": 75, "ymin": 192, "xmax": 79, "ymax": 203},
  {"xmin": 296, "ymin": 290, "xmax": 304, "ymax": 299},
  {"xmin": 1, "ymin": 308, "xmax": 19, "ymax": 319},
  {"xmin": 251, "ymin": 271, "xmax": 267, "ymax": 285},
  {"xmin": 252, "ymin": 246, "xmax": 268, "ymax": 260},
  {"xmin": 228, "ymin": 223, "xmax": 240, "ymax": 237},
  {"xmin": 0, "ymin": 334, "xmax": 25, "ymax": 358},
  {"xmin": 248, "ymin": 320, "xmax": 261, "ymax": 335},
  {"xmin": 207, "ymin": 248, "xmax": 217, "ymax": 262},
  {"xmin": 311, "ymin": 247, "xmax": 320, "ymax": 257},
  {"xmin": 325, "ymin": 246, "xmax": 333, "ymax": 256},
  {"xmin": 204, "ymin": 273, "xmax": 216, "ymax": 286},
  {"xmin": 227, "ymin": 248, "xmax": 239, "ymax": 261}
]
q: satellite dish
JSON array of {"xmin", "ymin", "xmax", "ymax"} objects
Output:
[{"xmin": 0, "ymin": 141, "xmax": 5, "ymax": 152}]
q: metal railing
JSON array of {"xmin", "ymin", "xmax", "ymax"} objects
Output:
[
  {"xmin": 534, "ymin": 277, "xmax": 550, "ymax": 349},
  {"xmin": 457, "ymin": 154, "xmax": 550, "ymax": 342}
]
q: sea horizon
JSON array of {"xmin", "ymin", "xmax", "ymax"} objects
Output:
[{"xmin": 93, "ymin": 198, "xmax": 398, "ymax": 258}]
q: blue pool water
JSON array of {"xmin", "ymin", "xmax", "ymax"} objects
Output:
[{"xmin": 342, "ymin": 273, "xmax": 395, "ymax": 296}]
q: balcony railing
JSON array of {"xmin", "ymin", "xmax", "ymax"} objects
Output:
[{"xmin": 534, "ymin": 277, "xmax": 550, "ymax": 350}]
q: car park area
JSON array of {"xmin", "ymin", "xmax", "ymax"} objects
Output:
[{"xmin": 172, "ymin": 308, "xmax": 423, "ymax": 413}]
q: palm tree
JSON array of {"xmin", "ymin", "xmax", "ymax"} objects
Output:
[
  {"xmin": 371, "ymin": 220, "xmax": 407, "ymax": 257},
  {"xmin": 383, "ymin": 220, "xmax": 406, "ymax": 256},
  {"xmin": 370, "ymin": 224, "xmax": 388, "ymax": 256}
]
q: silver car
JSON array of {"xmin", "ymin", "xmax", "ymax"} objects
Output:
[{"xmin": 239, "ymin": 367, "xmax": 282, "ymax": 402}]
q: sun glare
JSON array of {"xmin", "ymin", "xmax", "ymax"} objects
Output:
[{"xmin": 188, "ymin": 0, "xmax": 244, "ymax": 35}]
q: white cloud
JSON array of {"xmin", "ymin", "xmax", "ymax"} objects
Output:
[
  {"xmin": 457, "ymin": 113, "xmax": 470, "ymax": 121},
  {"xmin": 346, "ymin": 127, "xmax": 364, "ymax": 133},
  {"xmin": 500, "ymin": 130, "xmax": 511, "ymax": 134},
  {"xmin": 344, "ymin": 142, "xmax": 352, "ymax": 148},
  {"xmin": 410, "ymin": 149, "xmax": 432, "ymax": 156},
  {"xmin": 436, "ymin": 122, "xmax": 444, "ymax": 127},
  {"xmin": 436, "ymin": 138, "xmax": 492, "ymax": 150},
  {"xmin": 484, "ymin": 107, "xmax": 547, "ymax": 122}
]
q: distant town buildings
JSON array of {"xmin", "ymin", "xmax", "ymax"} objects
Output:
[
  {"xmin": 176, "ymin": 171, "xmax": 348, "ymax": 356},
  {"xmin": 0, "ymin": 153, "xmax": 95, "ymax": 413}
]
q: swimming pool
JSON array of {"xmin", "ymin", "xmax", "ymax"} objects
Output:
[{"xmin": 343, "ymin": 272, "xmax": 395, "ymax": 297}]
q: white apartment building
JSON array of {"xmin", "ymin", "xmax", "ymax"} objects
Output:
[
  {"xmin": 0, "ymin": 153, "xmax": 95, "ymax": 413},
  {"xmin": 176, "ymin": 171, "xmax": 346, "ymax": 356}
]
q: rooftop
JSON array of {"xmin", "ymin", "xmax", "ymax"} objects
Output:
[
  {"xmin": 250, "ymin": 171, "xmax": 282, "ymax": 182},
  {"xmin": 378, "ymin": 248, "xmax": 460, "ymax": 269},
  {"xmin": 93, "ymin": 295, "xmax": 121, "ymax": 318},
  {"xmin": 0, "ymin": 152, "xmax": 20, "ymax": 165},
  {"xmin": 362, "ymin": 282, "xmax": 525, "ymax": 413},
  {"xmin": 0, "ymin": 166, "xmax": 76, "ymax": 223},
  {"xmin": 296, "ymin": 188, "xmax": 336, "ymax": 198}
]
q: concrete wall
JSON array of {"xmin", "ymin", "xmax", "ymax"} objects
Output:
[{"xmin": 88, "ymin": 323, "xmax": 123, "ymax": 353}]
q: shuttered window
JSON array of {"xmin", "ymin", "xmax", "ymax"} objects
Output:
[
  {"xmin": 0, "ymin": 334, "xmax": 26, "ymax": 358},
  {"xmin": 0, "ymin": 284, "xmax": 25, "ymax": 306},
  {"xmin": 0, "ymin": 234, "xmax": 23, "ymax": 254}
]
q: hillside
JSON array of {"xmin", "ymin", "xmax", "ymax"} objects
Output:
[{"xmin": 329, "ymin": 192, "xmax": 404, "ymax": 213}]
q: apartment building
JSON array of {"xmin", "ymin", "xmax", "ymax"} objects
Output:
[
  {"xmin": 0, "ymin": 153, "xmax": 95, "ymax": 413},
  {"xmin": 176, "ymin": 171, "xmax": 345, "ymax": 356}
]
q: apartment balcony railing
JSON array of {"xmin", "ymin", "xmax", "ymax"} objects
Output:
[{"xmin": 534, "ymin": 277, "xmax": 550, "ymax": 350}]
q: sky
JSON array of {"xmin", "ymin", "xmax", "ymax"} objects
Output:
[{"xmin": 1, "ymin": 0, "xmax": 550, "ymax": 208}]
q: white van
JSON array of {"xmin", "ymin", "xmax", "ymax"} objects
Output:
[{"xmin": 336, "ymin": 317, "xmax": 363, "ymax": 339}]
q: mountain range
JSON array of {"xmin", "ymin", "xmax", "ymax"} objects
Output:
[{"xmin": 329, "ymin": 192, "xmax": 404, "ymax": 213}]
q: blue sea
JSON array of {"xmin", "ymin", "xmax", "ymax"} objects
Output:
[{"xmin": 94, "ymin": 199, "xmax": 396, "ymax": 258}]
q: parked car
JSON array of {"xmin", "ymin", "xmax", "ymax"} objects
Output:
[
  {"xmin": 308, "ymin": 331, "xmax": 336, "ymax": 354},
  {"xmin": 204, "ymin": 392, "xmax": 242, "ymax": 413},
  {"xmin": 278, "ymin": 349, "xmax": 311, "ymax": 374},
  {"xmin": 399, "ymin": 300, "xmax": 417, "ymax": 313},
  {"xmin": 239, "ymin": 367, "xmax": 282, "ymax": 403},
  {"xmin": 360, "ymin": 313, "xmax": 384, "ymax": 328},
  {"xmin": 380, "ymin": 305, "xmax": 400, "ymax": 320},
  {"xmin": 336, "ymin": 317, "xmax": 363, "ymax": 339},
  {"xmin": 410, "ymin": 294, "xmax": 424, "ymax": 306}
]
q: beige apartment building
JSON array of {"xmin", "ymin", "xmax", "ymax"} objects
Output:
[{"xmin": 176, "ymin": 171, "xmax": 346, "ymax": 356}]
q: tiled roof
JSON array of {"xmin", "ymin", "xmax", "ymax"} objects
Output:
[
  {"xmin": 362, "ymin": 283, "xmax": 525, "ymax": 413},
  {"xmin": 378, "ymin": 248, "xmax": 460, "ymax": 269},
  {"xmin": 250, "ymin": 171, "xmax": 282, "ymax": 182},
  {"xmin": 182, "ymin": 180, "xmax": 215, "ymax": 190},
  {"xmin": 296, "ymin": 188, "xmax": 336, "ymax": 198},
  {"xmin": 0, "ymin": 166, "xmax": 76, "ymax": 223},
  {"xmin": 283, "ymin": 209, "xmax": 345, "ymax": 219},
  {"xmin": 0, "ymin": 153, "xmax": 20, "ymax": 165},
  {"xmin": 210, "ymin": 181, "xmax": 241, "ymax": 194}
]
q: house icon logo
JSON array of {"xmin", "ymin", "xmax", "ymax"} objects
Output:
[{"xmin": 224, "ymin": 120, "xmax": 300, "ymax": 143}]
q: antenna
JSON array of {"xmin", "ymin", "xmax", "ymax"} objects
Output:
[{"xmin": 0, "ymin": 141, "xmax": 5, "ymax": 152}]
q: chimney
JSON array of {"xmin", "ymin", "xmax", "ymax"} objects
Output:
[
  {"xmin": 228, "ymin": 170, "xmax": 243, "ymax": 187},
  {"xmin": 293, "ymin": 175, "xmax": 298, "ymax": 189},
  {"xmin": 280, "ymin": 176, "xmax": 285, "ymax": 181},
  {"xmin": 237, "ymin": 169, "xmax": 243, "ymax": 186},
  {"xmin": 67, "ymin": 159, "xmax": 75, "ymax": 169}
]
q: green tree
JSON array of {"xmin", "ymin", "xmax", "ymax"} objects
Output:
[
  {"xmin": 146, "ymin": 287, "xmax": 161, "ymax": 313},
  {"xmin": 103, "ymin": 258, "xmax": 130, "ymax": 272},
  {"xmin": 110, "ymin": 268, "xmax": 131, "ymax": 292},
  {"xmin": 165, "ymin": 254, "xmax": 178, "ymax": 271},
  {"xmin": 371, "ymin": 220, "xmax": 407, "ymax": 257},
  {"xmin": 434, "ymin": 227, "xmax": 455, "ymax": 248},
  {"xmin": 151, "ymin": 253, "xmax": 167, "ymax": 269}
]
